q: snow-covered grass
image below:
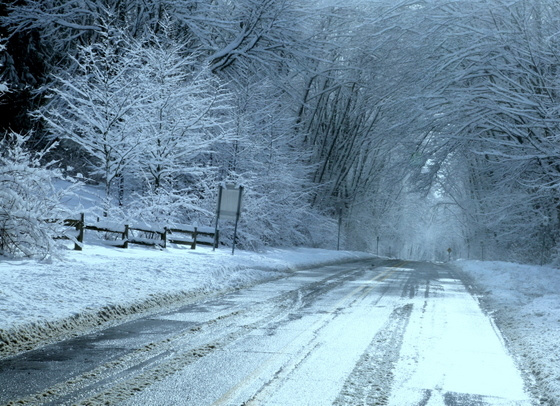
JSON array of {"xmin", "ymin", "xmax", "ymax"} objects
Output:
[
  {"xmin": 0, "ymin": 243, "xmax": 373, "ymax": 358},
  {"xmin": 456, "ymin": 260, "xmax": 560, "ymax": 406}
]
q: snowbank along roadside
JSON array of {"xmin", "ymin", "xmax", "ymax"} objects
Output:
[
  {"xmin": 456, "ymin": 260, "xmax": 560, "ymax": 406},
  {"xmin": 0, "ymin": 245, "xmax": 373, "ymax": 359}
]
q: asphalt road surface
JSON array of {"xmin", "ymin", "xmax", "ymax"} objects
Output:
[{"xmin": 0, "ymin": 259, "xmax": 532, "ymax": 405}]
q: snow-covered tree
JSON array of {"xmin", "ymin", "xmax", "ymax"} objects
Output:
[
  {"xmin": 14, "ymin": 0, "xmax": 560, "ymax": 260},
  {"xmin": 410, "ymin": 0, "xmax": 560, "ymax": 262},
  {"xmin": 0, "ymin": 132, "xmax": 78, "ymax": 258},
  {"xmin": 125, "ymin": 28, "xmax": 232, "ymax": 224},
  {"xmin": 295, "ymin": 1, "xmax": 431, "ymax": 250},
  {"xmin": 0, "ymin": 40, "xmax": 8, "ymax": 95},
  {"xmin": 1, "ymin": 0, "xmax": 166, "ymax": 60},
  {"xmin": 38, "ymin": 22, "xmax": 149, "ymax": 216},
  {"xmin": 211, "ymin": 76, "xmax": 337, "ymax": 250}
]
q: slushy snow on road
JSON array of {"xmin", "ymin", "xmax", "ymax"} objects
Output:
[
  {"xmin": 0, "ymin": 245, "xmax": 372, "ymax": 358},
  {"xmin": 1, "ymin": 245, "xmax": 559, "ymax": 404}
]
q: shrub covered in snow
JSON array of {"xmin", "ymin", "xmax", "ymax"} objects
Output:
[{"xmin": 0, "ymin": 132, "xmax": 78, "ymax": 258}]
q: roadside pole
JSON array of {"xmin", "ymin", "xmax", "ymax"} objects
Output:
[
  {"xmin": 232, "ymin": 186, "xmax": 244, "ymax": 255},
  {"xmin": 213, "ymin": 187, "xmax": 223, "ymax": 252}
]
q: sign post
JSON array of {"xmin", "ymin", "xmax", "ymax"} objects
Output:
[{"xmin": 214, "ymin": 184, "xmax": 244, "ymax": 255}]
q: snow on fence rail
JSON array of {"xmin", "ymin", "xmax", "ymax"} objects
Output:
[
  {"xmin": 166, "ymin": 224, "xmax": 219, "ymax": 249},
  {"xmin": 59, "ymin": 213, "xmax": 218, "ymax": 251}
]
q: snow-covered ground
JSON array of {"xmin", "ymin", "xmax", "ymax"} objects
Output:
[
  {"xmin": 1, "ymin": 245, "xmax": 559, "ymax": 404},
  {"xmin": 455, "ymin": 260, "xmax": 560, "ymax": 405},
  {"xmin": 0, "ymin": 244, "xmax": 372, "ymax": 358}
]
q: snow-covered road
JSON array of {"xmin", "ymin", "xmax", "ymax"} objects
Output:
[
  {"xmin": 388, "ymin": 263, "xmax": 529, "ymax": 405},
  {"xmin": 0, "ymin": 259, "xmax": 532, "ymax": 405}
]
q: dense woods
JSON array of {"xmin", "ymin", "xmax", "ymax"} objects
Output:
[{"xmin": 1, "ymin": 0, "xmax": 559, "ymax": 263}]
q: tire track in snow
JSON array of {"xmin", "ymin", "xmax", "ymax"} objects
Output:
[
  {"xmin": 3, "ymin": 264, "xmax": 372, "ymax": 405},
  {"xmin": 205, "ymin": 264, "xmax": 407, "ymax": 406},
  {"xmin": 334, "ymin": 303, "xmax": 413, "ymax": 406}
]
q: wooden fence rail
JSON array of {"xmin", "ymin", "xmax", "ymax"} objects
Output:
[
  {"xmin": 166, "ymin": 225, "xmax": 219, "ymax": 250},
  {"xmin": 59, "ymin": 214, "xmax": 218, "ymax": 251}
]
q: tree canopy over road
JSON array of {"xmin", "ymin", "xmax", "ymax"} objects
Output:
[{"xmin": 1, "ymin": 0, "xmax": 559, "ymax": 262}]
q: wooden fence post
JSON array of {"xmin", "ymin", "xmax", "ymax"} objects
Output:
[
  {"xmin": 123, "ymin": 225, "xmax": 129, "ymax": 249},
  {"xmin": 191, "ymin": 226, "xmax": 197, "ymax": 250},
  {"xmin": 75, "ymin": 212, "xmax": 84, "ymax": 251},
  {"xmin": 214, "ymin": 229, "xmax": 219, "ymax": 249}
]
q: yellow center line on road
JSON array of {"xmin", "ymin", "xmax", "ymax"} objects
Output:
[
  {"xmin": 211, "ymin": 261, "xmax": 410, "ymax": 406},
  {"xmin": 345, "ymin": 260, "xmax": 409, "ymax": 304},
  {"xmin": 378, "ymin": 261, "xmax": 410, "ymax": 281}
]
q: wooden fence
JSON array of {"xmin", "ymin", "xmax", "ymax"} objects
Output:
[{"xmin": 61, "ymin": 213, "xmax": 219, "ymax": 251}]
